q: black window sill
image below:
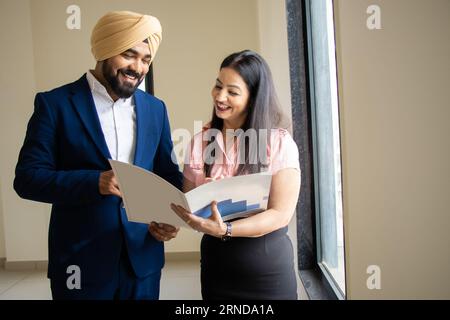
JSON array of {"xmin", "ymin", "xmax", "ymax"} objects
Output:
[{"xmin": 299, "ymin": 266, "xmax": 342, "ymax": 300}]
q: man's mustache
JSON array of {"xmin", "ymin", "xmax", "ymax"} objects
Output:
[{"xmin": 119, "ymin": 69, "xmax": 141, "ymax": 80}]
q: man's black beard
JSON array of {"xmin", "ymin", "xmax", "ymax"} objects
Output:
[{"xmin": 102, "ymin": 61, "xmax": 144, "ymax": 99}]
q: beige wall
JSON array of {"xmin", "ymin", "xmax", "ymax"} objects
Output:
[
  {"xmin": 257, "ymin": 0, "xmax": 292, "ymax": 124},
  {"xmin": 29, "ymin": 0, "xmax": 261, "ymax": 120},
  {"xmin": 334, "ymin": 0, "xmax": 450, "ymax": 299},
  {"xmin": 0, "ymin": 0, "xmax": 50, "ymax": 262},
  {"xmin": 0, "ymin": 182, "xmax": 5, "ymax": 258},
  {"xmin": 0, "ymin": 0, "xmax": 265, "ymax": 260}
]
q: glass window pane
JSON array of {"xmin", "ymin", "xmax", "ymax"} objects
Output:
[{"xmin": 308, "ymin": 0, "xmax": 346, "ymax": 296}]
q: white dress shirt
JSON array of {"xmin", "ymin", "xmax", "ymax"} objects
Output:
[{"xmin": 86, "ymin": 71, "xmax": 136, "ymax": 164}]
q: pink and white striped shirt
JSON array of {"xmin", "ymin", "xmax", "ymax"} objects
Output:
[{"xmin": 183, "ymin": 125, "xmax": 300, "ymax": 187}]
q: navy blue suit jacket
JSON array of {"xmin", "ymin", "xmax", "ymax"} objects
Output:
[{"xmin": 14, "ymin": 74, "xmax": 182, "ymax": 285}]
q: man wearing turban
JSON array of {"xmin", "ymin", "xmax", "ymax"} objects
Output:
[{"xmin": 14, "ymin": 11, "xmax": 182, "ymax": 299}]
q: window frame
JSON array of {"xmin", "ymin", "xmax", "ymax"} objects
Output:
[
  {"xmin": 145, "ymin": 64, "xmax": 154, "ymax": 95},
  {"xmin": 286, "ymin": 0, "xmax": 346, "ymax": 300}
]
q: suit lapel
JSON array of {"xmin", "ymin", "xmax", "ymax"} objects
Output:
[
  {"xmin": 133, "ymin": 90, "xmax": 158, "ymax": 168},
  {"xmin": 133, "ymin": 90, "xmax": 148, "ymax": 167},
  {"xmin": 70, "ymin": 75, "xmax": 112, "ymax": 161}
]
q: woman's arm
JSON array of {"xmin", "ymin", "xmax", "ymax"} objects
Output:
[
  {"xmin": 231, "ymin": 168, "xmax": 300, "ymax": 237},
  {"xmin": 172, "ymin": 168, "xmax": 301, "ymax": 238}
]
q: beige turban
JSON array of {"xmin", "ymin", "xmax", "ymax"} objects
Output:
[{"xmin": 91, "ymin": 11, "xmax": 162, "ymax": 62}]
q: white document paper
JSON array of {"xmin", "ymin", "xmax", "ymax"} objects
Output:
[{"xmin": 109, "ymin": 160, "xmax": 272, "ymax": 228}]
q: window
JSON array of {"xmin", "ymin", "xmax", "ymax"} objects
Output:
[
  {"xmin": 138, "ymin": 64, "xmax": 154, "ymax": 95},
  {"xmin": 307, "ymin": 0, "xmax": 345, "ymax": 297},
  {"xmin": 286, "ymin": 0, "xmax": 345, "ymax": 299}
]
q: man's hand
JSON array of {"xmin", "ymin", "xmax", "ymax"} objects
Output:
[
  {"xmin": 99, "ymin": 170, "xmax": 121, "ymax": 197},
  {"xmin": 148, "ymin": 222, "xmax": 180, "ymax": 242}
]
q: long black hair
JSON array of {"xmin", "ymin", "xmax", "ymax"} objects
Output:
[{"xmin": 204, "ymin": 50, "xmax": 289, "ymax": 177}]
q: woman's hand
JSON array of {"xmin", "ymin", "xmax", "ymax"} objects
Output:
[
  {"xmin": 170, "ymin": 201, "xmax": 227, "ymax": 238},
  {"xmin": 204, "ymin": 174, "xmax": 225, "ymax": 184}
]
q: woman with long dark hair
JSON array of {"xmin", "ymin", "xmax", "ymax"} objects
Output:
[{"xmin": 171, "ymin": 50, "xmax": 301, "ymax": 299}]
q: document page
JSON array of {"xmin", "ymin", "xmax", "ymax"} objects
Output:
[{"xmin": 110, "ymin": 160, "xmax": 272, "ymax": 228}]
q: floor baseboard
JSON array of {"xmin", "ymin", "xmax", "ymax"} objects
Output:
[
  {"xmin": 165, "ymin": 251, "xmax": 200, "ymax": 262},
  {"xmin": 1, "ymin": 252, "xmax": 200, "ymax": 271},
  {"xmin": 4, "ymin": 260, "xmax": 48, "ymax": 271}
]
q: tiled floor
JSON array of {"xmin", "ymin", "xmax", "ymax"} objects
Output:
[
  {"xmin": 0, "ymin": 258, "xmax": 307, "ymax": 300},
  {"xmin": 0, "ymin": 269, "xmax": 51, "ymax": 300},
  {"xmin": 0, "ymin": 259, "xmax": 202, "ymax": 300}
]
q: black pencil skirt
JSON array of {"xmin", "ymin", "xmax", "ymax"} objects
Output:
[{"xmin": 200, "ymin": 226, "xmax": 298, "ymax": 300}]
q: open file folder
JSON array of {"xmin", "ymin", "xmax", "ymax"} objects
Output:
[{"xmin": 109, "ymin": 160, "xmax": 272, "ymax": 228}]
